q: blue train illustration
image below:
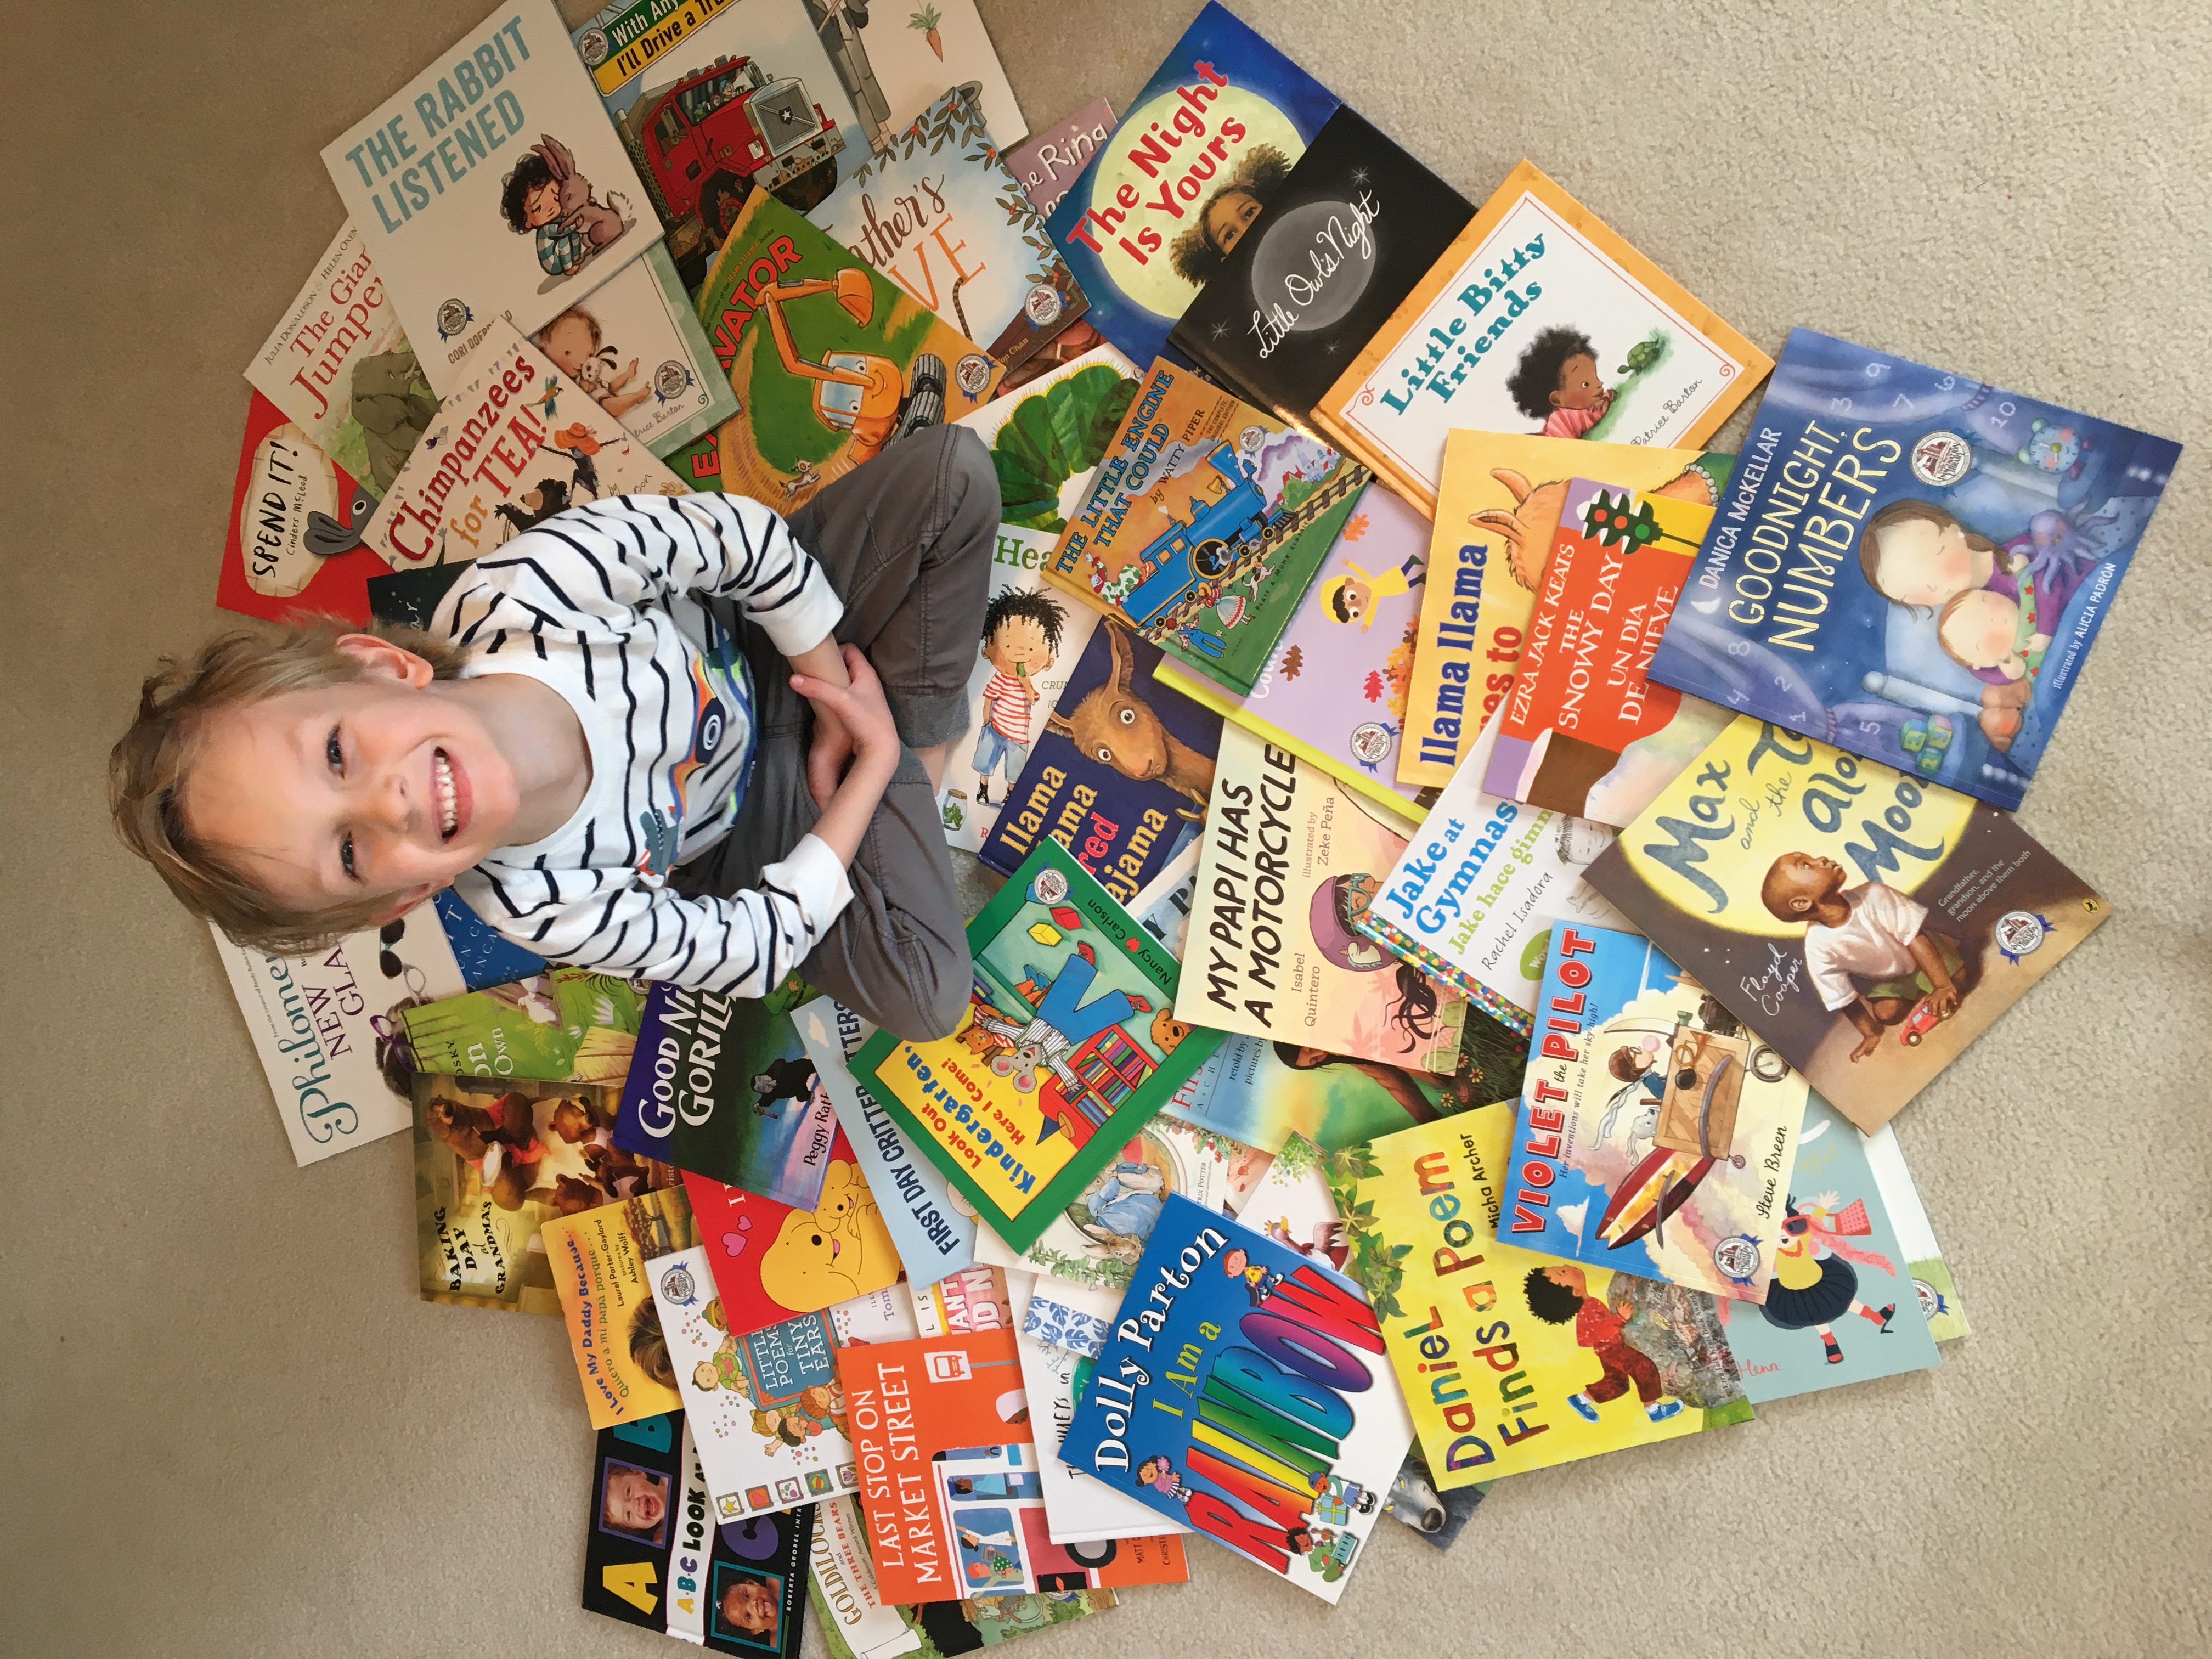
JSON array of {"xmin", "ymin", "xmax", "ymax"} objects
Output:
[{"xmin": 1119, "ymin": 443, "xmax": 1271, "ymax": 628}]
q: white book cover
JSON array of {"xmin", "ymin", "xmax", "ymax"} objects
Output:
[
  {"xmin": 1006, "ymin": 1272, "xmax": 1192, "ymax": 1545},
  {"xmin": 528, "ymin": 244, "xmax": 738, "ymax": 456},
  {"xmin": 211, "ymin": 907, "xmax": 465, "ymax": 1166},
  {"xmin": 651, "ymin": 1244, "xmax": 861, "ymax": 1521},
  {"xmin": 322, "ymin": 0, "xmax": 659, "ymax": 396},
  {"xmin": 1355, "ymin": 709, "xmax": 1627, "ymax": 1034},
  {"xmin": 827, "ymin": 1283, "xmax": 921, "ymax": 1346},
  {"xmin": 362, "ymin": 319, "xmax": 685, "ymax": 567},
  {"xmin": 1861, "ymin": 1124, "xmax": 1971, "ymax": 1341},
  {"xmin": 809, "ymin": 1494, "xmax": 924, "ymax": 1659}
]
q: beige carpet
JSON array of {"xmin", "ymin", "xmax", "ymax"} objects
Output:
[{"xmin": 4, "ymin": 2, "xmax": 2208, "ymax": 1655}]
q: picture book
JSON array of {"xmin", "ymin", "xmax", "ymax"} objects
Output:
[
  {"xmin": 810, "ymin": 86, "xmax": 1087, "ymax": 374},
  {"xmin": 415, "ymin": 1071, "xmax": 678, "ymax": 1315},
  {"xmin": 1720, "ymin": 1094, "xmax": 1941, "ymax": 1402},
  {"xmin": 362, "ymin": 319, "xmax": 687, "ymax": 567},
  {"xmin": 977, "ymin": 620, "xmax": 1223, "ymax": 901},
  {"xmin": 1059, "ymin": 1198, "xmax": 1412, "ymax": 1601},
  {"xmin": 574, "ymin": 0, "xmax": 1025, "ymax": 294},
  {"xmin": 399, "ymin": 966, "xmax": 649, "ymax": 1085},
  {"xmin": 530, "ymin": 242, "xmax": 741, "ymax": 455},
  {"xmin": 215, "ymin": 392, "xmax": 384, "ymax": 626},
  {"xmin": 1127, "ymin": 842, "xmax": 1199, "ymax": 957},
  {"xmin": 1168, "ymin": 105, "xmax": 1475, "ymax": 423},
  {"xmin": 321, "ymin": 0, "xmax": 661, "ymax": 396},
  {"xmin": 682, "ymin": 1159, "xmax": 901, "ymax": 1339},
  {"xmin": 956, "ymin": 341, "xmax": 1140, "ymax": 537},
  {"xmin": 1383, "ymin": 1449, "xmax": 1485, "ymax": 1551},
  {"xmin": 911, "ymin": 1263, "xmax": 1014, "ymax": 1339},
  {"xmin": 694, "ymin": 188, "xmax": 1001, "ymax": 513},
  {"xmin": 545, "ymin": 1183, "xmax": 702, "ymax": 1427},
  {"xmin": 855, "ymin": 838, "xmax": 1222, "ymax": 1252},
  {"xmin": 1353, "ymin": 709, "xmax": 1629, "ymax": 1034},
  {"xmin": 1582, "ymin": 714, "xmax": 2112, "ymax": 1132},
  {"xmin": 1042, "ymin": 358, "xmax": 1368, "ymax": 696},
  {"xmin": 1041, "ymin": 2, "xmax": 1340, "ymax": 370},
  {"xmin": 971, "ymin": 1113, "xmax": 1242, "ymax": 1296},
  {"xmin": 1506, "ymin": 923, "xmax": 1807, "ymax": 1304},
  {"xmin": 830, "ymin": 1282, "xmax": 922, "ymax": 1347},
  {"xmin": 1862, "ymin": 1124, "xmax": 1970, "ymax": 1341},
  {"xmin": 613, "ymin": 975, "xmax": 842, "ymax": 1209},
  {"xmin": 432, "ymin": 887, "xmax": 549, "ymax": 989},
  {"xmin": 652, "ymin": 1246, "xmax": 860, "ymax": 1519},
  {"xmin": 1175, "ymin": 723, "xmax": 1469, "ymax": 1075},
  {"xmin": 1481, "ymin": 477, "xmax": 1733, "ymax": 826},
  {"xmin": 1396, "ymin": 430, "xmax": 1729, "ymax": 788},
  {"xmin": 795, "ymin": 996, "xmax": 978, "ymax": 1287},
  {"xmin": 1023, "ymin": 1279, "xmax": 1122, "ymax": 1360},
  {"xmin": 1006, "ymin": 1272, "xmax": 1191, "ymax": 1545},
  {"xmin": 836, "ymin": 1327, "xmax": 1190, "ymax": 1601},
  {"xmin": 809, "ymin": 1494, "xmax": 1118, "ymax": 1659},
  {"xmin": 1644, "ymin": 326, "xmax": 2182, "ymax": 812},
  {"xmin": 584, "ymin": 1409, "xmax": 814, "ymax": 1657},
  {"xmin": 1313, "ymin": 159, "xmax": 1771, "ymax": 513},
  {"xmin": 1153, "ymin": 477, "xmax": 1433, "ymax": 816},
  {"xmin": 211, "ymin": 906, "xmax": 464, "ymax": 1165},
  {"xmin": 1336, "ymin": 1102, "xmax": 1754, "ymax": 1484},
  {"xmin": 244, "ymin": 220, "xmax": 423, "ymax": 496},
  {"xmin": 1002, "ymin": 98, "xmax": 1113, "ymax": 218}
]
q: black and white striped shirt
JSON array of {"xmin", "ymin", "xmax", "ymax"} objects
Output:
[{"xmin": 431, "ymin": 493, "xmax": 848, "ymax": 996}]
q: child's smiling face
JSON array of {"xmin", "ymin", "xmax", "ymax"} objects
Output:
[
  {"xmin": 983, "ymin": 614, "xmax": 1053, "ymax": 678},
  {"xmin": 523, "ymin": 178, "xmax": 563, "ymax": 229},
  {"xmin": 1938, "ymin": 587, "xmax": 2022, "ymax": 669},
  {"xmin": 1867, "ymin": 515, "xmax": 1987, "ymax": 608},
  {"xmin": 1551, "ymin": 353, "xmax": 1606, "ymax": 411},
  {"xmin": 602, "ymin": 1465, "xmax": 667, "ymax": 1532}
]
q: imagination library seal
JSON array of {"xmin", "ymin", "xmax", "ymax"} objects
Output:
[
  {"xmin": 435, "ymin": 298, "xmax": 473, "ymax": 341},
  {"xmin": 1993, "ymin": 910, "xmax": 2050, "ymax": 963},
  {"xmin": 1348, "ymin": 720, "xmax": 1395, "ymax": 765},
  {"xmin": 1910, "ymin": 430, "xmax": 1973, "ymax": 487},
  {"xmin": 1713, "ymin": 1233, "xmax": 1763, "ymax": 1285}
]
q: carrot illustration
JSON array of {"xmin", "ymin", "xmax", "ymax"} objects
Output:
[{"xmin": 910, "ymin": 5, "xmax": 943, "ymax": 58}]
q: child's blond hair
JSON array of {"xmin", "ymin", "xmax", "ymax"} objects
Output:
[{"xmin": 108, "ymin": 617, "xmax": 469, "ymax": 956}]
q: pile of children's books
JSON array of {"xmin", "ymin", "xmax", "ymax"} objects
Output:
[{"xmin": 214, "ymin": 1, "xmax": 2178, "ymax": 1646}]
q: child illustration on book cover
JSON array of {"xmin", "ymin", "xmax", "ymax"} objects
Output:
[
  {"xmin": 970, "ymin": 589, "xmax": 1066, "ymax": 807},
  {"xmin": 1756, "ymin": 1195, "xmax": 1898, "ymax": 1363},
  {"xmin": 534, "ymin": 305, "xmax": 650, "ymax": 420},
  {"xmin": 502, "ymin": 135, "xmax": 634, "ymax": 283},
  {"xmin": 1522, "ymin": 1262, "xmax": 1688, "ymax": 1425},
  {"xmin": 1760, "ymin": 852, "xmax": 1970, "ymax": 1062}
]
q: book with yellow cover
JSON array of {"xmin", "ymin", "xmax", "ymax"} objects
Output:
[
  {"xmin": 1311, "ymin": 159, "xmax": 1770, "ymax": 515},
  {"xmin": 1395, "ymin": 431, "xmax": 1728, "ymax": 790},
  {"xmin": 545, "ymin": 1184, "xmax": 701, "ymax": 1429},
  {"xmin": 1335, "ymin": 1102, "xmax": 1754, "ymax": 1486}
]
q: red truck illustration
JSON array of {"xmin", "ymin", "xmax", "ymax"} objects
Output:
[{"xmin": 621, "ymin": 55, "xmax": 846, "ymax": 245}]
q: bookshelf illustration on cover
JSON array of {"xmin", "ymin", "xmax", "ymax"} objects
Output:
[
  {"xmin": 1582, "ymin": 714, "xmax": 2111, "ymax": 1132},
  {"xmin": 1059, "ymin": 1197, "xmax": 1413, "ymax": 1602},
  {"xmin": 1042, "ymin": 2, "xmax": 1341, "ymax": 371},
  {"xmin": 1645, "ymin": 326, "xmax": 2181, "ymax": 811},
  {"xmin": 855, "ymin": 838, "xmax": 1222, "ymax": 1252},
  {"xmin": 1506, "ymin": 923, "xmax": 1807, "ymax": 1305},
  {"xmin": 1314, "ymin": 159, "xmax": 1771, "ymax": 512}
]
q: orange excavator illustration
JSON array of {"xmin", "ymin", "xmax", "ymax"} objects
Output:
[{"xmin": 757, "ymin": 266, "xmax": 945, "ymax": 475}]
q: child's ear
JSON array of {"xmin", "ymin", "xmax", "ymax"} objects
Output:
[{"xmin": 336, "ymin": 633, "xmax": 437, "ymax": 687}]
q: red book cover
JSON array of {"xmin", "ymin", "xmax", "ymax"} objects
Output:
[
  {"xmin": 835, "ymin": 1329, "xmax": 1188, "ymax": 1603},
  {"xmin": 215, "ymin": 390, "xmax": 382, "ymax": 624}
]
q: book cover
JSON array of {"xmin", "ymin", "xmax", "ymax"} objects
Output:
[
  {"xmin": 810, "ymin": 86, "xmax": 1087, "ymax": 373},
  {"xmin": 1168, "ymin": 106, "xmax": 1474, "ymax": 422},
  {"xmin": 215, "ymin": 392, "xmax": 385, "ymax": 626},
  {"xmin": 1353, "ymin": 709, "xmax": 1629, "ymax": 1034},
  {"xmin": 321, "ymin": 0, "xmax": 661, "ymax": 397},
  {"xmin": 1480, "ymin": 477, "xmax": 1733, "ymax": 826},
  {"xmin": 1506, "ymin": 923, "xmax": 1807, "ymax": 1304},
  {"xmin": 613, "ymin": 975, "xmax": 842, "ymax": 1209},
  {"xmin": 1583, "ymin": 714, "xmax": 2111, "ymax": 1132},
  {"xmin": 1059, "ymin": 1198, "xmax": 1411, "ymax": 1601},
  {"xmin": 1644, "ymin": 326, "xmax": 2182, "ymax": 811},
  {"xmin": 1175, "ymin": 723, "xmax": 1469, "ymax": 1075},
  {"xmin": 837, "ymin": 1328, "xmax": 1190, "ymax": 1601},
  {"xmin": 911, "ymin": 1263, "xmax": 1015, "ymax": 1339},
  {"xmin": 1336, "ymin": 1102, "xmax": 1754, "ymax": 1484},
  {"xmin": 415, "ymin": 1071, "xmax": 678, "ymax": 1314},
  {"xmin": 682, "ymin": 1160, "xmax": 902, "ymax": 1339},
  {"xmin": 432, "ymin": 887, "xmax": 549, "ymax": 989},
  {"xmin": 244, "ymin": 221, "xmax": 425, "ymax": 497},
  {"xmin": 652, "ymin": 1245, "xmax": 861, "ymax": 1519},
  {"xmin": 1041, "ymin": 2, "xmax": 1340, "ymax": 370},
  {"xmin": 1153, "ymin": 477, "xmax": 1433, "ymax": 817},
  {"xmin": 1042, "ymin": 358, "xmax": 1367, "ymax": 696},
  {"xmin": 362, "ymin": 319, "xmax": 687, "ymax": 567},
  {"xmin": 1382, "ymin": 1449, "xmax": 1485, "ymax": 1551},
  {"xmin": 531, "ymin": 242, "xmax": 743, "ymax": 455},
  {"xmin": 1313, "ymin": 159, "xmax": 1771, "ymax": 513},
  {"xmin": 956, "ymin": 342, "xmax": 1140, "ymax": 536},
  {"xmin": 399, "ymin": 966, "xmax": 650, "ymax": 1085},
  {"xmin": 545, "ymin": 1183, "xmax": 703, "ymax": 1427},
  {"xmin": 1002, "ymin": 98, "xmax": 1113, "ymax": 219},
  {"xmin": 584, "ymin": 1409, "xmax": 814, "ymax": 1656},
  {"xmin": 808, "ymin": 1494, "xmax": 1118, "ymax": 1659},
  {"xmin": 210, "ymin": 907, "xmax": 465, "ymax": 1165},
  {"xmin": 972, "ymin": 1114, "xmax": 1242, "ymax": 1296},
  {"xmin": 1007, "ymin": 1272, "xmax": 1192, "ymax": 1545},
  {"xmin": 693, "ymin": 187, "xmax": 1002, "ymax": 513},
  {"xmin": 1022, "ymin": 1280, "xmax": 1123, "ymax": 1361},
  {"xmin": 575, "ymin": 0, "xmax": 1025, "ymax": 293},
  {"xmin": 1720, "ymin": 1094, "xmax": 1940, "ymax": 1401},
  {"xmin": 977, "ymin": 620, "xmax": 1223, "ymax": 901},
  {"xmin": 795, "ymin": 996, "xmax": 979, "ymax": 1288},
  {"xmin": 1861, "ymin": 1124, "xmax": 1970, "ymax": 1341},
  {"xmin": 855, "ymin": 838, "xmax": 1222, "ymax": 1252},
  {"xmin": 1396, "ymin": 431, "xmax": 1729, "ymax": 788}
]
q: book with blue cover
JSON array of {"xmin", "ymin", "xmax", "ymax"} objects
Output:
[
  {"xmin": 1042, "ymin": 2, "xmax": 1340, "ymax": 371},
  {"xmin": 1645, "ymin": 326, "xmax": 2182, "ymax": 810}
]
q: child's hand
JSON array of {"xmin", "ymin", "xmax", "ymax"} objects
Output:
[{"xmin": 793, "ymin": 645, "xmax": 899, "ymax": 792}]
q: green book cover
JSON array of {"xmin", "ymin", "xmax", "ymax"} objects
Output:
[{"xmin": 398, "ymin": 967, "xmax": 649, "ymax": 1085}]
